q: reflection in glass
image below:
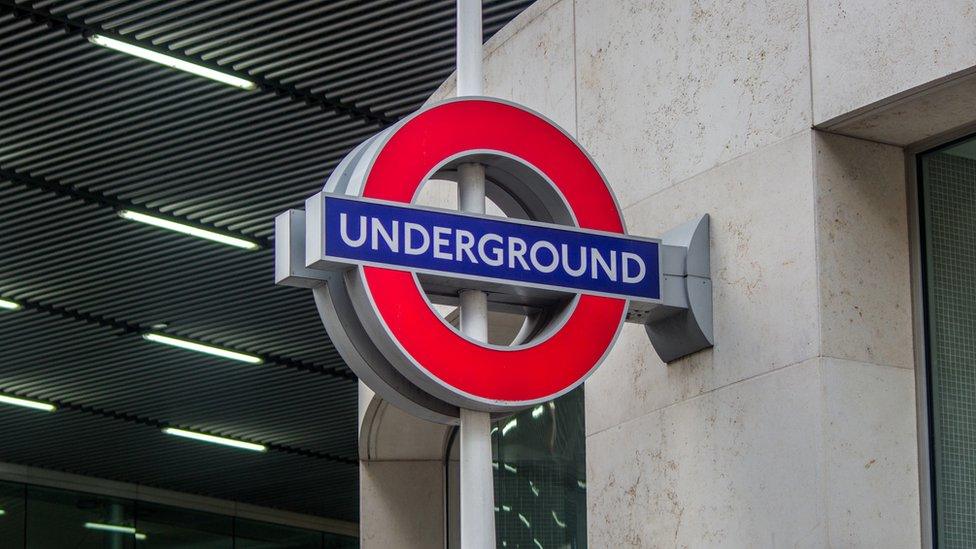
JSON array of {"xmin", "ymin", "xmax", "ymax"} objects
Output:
[
  {"xmin": 493, "ymin": 387, "xmax": 586, "ymax": 549},
  {"xmin": 135, "ymin": 501, "xmax": 233, "ymax": 547},
  {"xmin": 0, "ymin": 481, "xmax": 25, "ymax": 547},
  {"xmin": 27, "ymin": 486, "xmax": 135, "ymax": 548},
  {"xmin": 0, "ymin": 481, "xmax": 357, "ymax": 548}
]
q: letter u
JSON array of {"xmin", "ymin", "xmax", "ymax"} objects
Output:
[{"xmin": 339, "ymin": 213, "xmax": 367, "ymax": 247}]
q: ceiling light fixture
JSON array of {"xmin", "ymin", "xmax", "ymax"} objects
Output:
[
  {"xmin": 0, "ymin": 394, "xmax": 56, "ymax": 412},
  {"xmin": 162, "ymin": 427, "xmax": 267, "ymax": 452},
  {"xmin": 118, "ymin": 210, "xmax": 258, "ymax": 250},
  {"xmin": 143, "ymin": 333, "xmax": 262, "ymax": 364},
  {"xmin": 89, "ymin": 35, "xmax": 256, "ymax": 90},
  {"xmin": 0, "ymin": 299, "xmax": 21, "ymax": 311}
]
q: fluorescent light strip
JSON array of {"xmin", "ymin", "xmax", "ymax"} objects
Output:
[
  {"xmin": 502, "ymin": 418, "xmax": 517, "ymax": 436},
  {"xmin": 163, "ymin": 427, "xmax": 266, "ymax": 452},
  {"xmin": 143, "ymin": 333, "xmax": 262, "ymax": 364},
  {"xmin": 119, "ymin": 210, "xmax": 258, "ymax": 250},
  {"xmin": 84, "ymin": 522, "xmax": 136, "ymax": 535},
  {"xmin": 89, "ymin": 35, "xmax": 255, "ymax": 90},
  {"xmin": 0, "ymin": 299, "xmax": 21, "ymax": 311},
  {"xmin": 0, "ymin": 394, "xmax": 56, "ymax": 412}
]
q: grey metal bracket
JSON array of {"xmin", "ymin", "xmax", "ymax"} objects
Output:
[
  {"xmin": 637, "ymin": 215, "xmax": 713, "ymax": 363},
  {"xmin": 274, "ymin": 209, "xmax": 331, "ymax": 289}
]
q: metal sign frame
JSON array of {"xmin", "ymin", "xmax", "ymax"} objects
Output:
[{"xmin": 276, "ymin": 96, "xmax": 713, "ymax": 416}]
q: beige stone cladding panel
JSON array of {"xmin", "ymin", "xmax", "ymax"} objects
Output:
[
  {"xmin": 360, "ymin": 460, "xmax": 444, "ymax": 549},
  {"xmin": 814, "ymin": 131, "xmax": 913, "ymax": 369},
  {"xmin": 575, "ymin": 0, "xmax": 812, "ymax": 208},
  {"xmin": 587, "ymin": 356, "xmax": 921, "ymax": 548},
  {"xmin": 813, "ymin": 132, "xmax": 919, "ymax": 546},
  {"xmin": 428, "ymin": 0, "xmax": 576, "ymax": 133},
  {"xmin": 809, "ymin": 0, "xmax": 976, "ymax": 123},
  {"xmin": 483, "ymin": 0, "xmax": 576, "ymax": 132},
  {"xmin": 358, "ymin": 388, "xmax": 450, "ymax": 548},
  {"xmin": 587, "ymin": 358, "xmax": 826, "ymax": 548},
  {"xmin": 821, "ymin": 357, "xmax": 920, "ymax": 547},
  {"xmin": 586, "ymin": 131, "xmax": 820, "ymax": 435}
]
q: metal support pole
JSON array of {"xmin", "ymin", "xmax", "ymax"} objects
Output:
[
  {"xmin": 458, "ymin": 403, "xmax": 494, "ymax": 549},
  {"xmin": 458, "ymin": 165, "xmax": 494, "ymax": 549},
  {"xmin": 456, "ymin": 1, "xmax": 493, "ymax": 547},
  {"xmin": 456, "ymin": 0, "xmax": 483, "ymax": 97}
]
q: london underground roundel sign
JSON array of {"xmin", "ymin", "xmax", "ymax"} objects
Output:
[{"xmin": 276, "ymin": 97, "xmax": 712, "ymax": 422}]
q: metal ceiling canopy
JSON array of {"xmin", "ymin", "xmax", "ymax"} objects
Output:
[{"xmin": 0, "ymin": 0, "xmax": 532, "ymax": 522}]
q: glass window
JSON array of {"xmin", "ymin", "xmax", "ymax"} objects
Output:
[
  {"xmin": 0, "ymin": 481, "xmax": 25, "ymax": 547},
  {"xmin": 493, "ymin": 387, "xmax": 587, "ymax": 549},
  {"xmin": 322, "ymin": 531, "xmax": 360, "ymax": 549},
  {"xmin": 447, "ymin": 388, "xmax": 587, "ymax": 548},
  {"xmin": 0, "ymin": 481, "xmax": 353, "ymax": 548},
  {"xmin": 26, "ymin": 485, "xmax": 136, "ymax": 548},
  {"xmin": 920, "ymin": 135, "xmax": 976, "ymax": 548},
  {"xmin": 135, "ymin": 501, "xmax": 233, "ymax": 548},
  {"xmin": 236, "ymin": 517, "xmax": 321, "ymax": 548}
]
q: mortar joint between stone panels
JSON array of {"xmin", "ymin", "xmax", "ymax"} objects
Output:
[
  {"xmin": 819, "ymin": 353, "xmax": 916, "ymax": 371},
  {"xmin": 584, "ymin": 355, "xmax": 823, "ymax": 439},
  {"xmin": 804, "ymin": 0, "xmax": 816, "ymax": 127},
  {"xmin": 810, "ymin": 130, "xmax": 827, "ymax": 364},
  {"xmin": 620, "ymin": 129, "xmax": 817, "ymax": 213},
  {"xmin": 816, "ymin": 354, "xmax": 831, "ymax": 547},
  {"xmin": 572, "ymin": 0, "xmax": 579, "ymax": 137}
]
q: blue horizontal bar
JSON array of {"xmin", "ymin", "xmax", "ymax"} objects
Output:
[{"xmin": 322, "ymin": 195, "xmax": 660, "ymax": 301}]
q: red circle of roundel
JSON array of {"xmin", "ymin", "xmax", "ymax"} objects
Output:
[{"xmin": 361, "ymin": 99, "xmax": 626, "ymax": 404}]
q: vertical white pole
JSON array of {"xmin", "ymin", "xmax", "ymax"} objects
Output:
[
  {"xmin": 456, "ymin": 1, "xmax": 494, "ymax": 548},
  {"xmin": 456, "ymin": 0, "xmax": 483, "ymax": 97}
]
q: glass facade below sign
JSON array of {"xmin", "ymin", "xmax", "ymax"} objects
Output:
[
  {"xmin": 0, "ymin": 480, "xmax": 356, "ymax": 548},
  {"xmin": 448, "ymin": 386, "xmax": 587, "ymax": 548}
]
